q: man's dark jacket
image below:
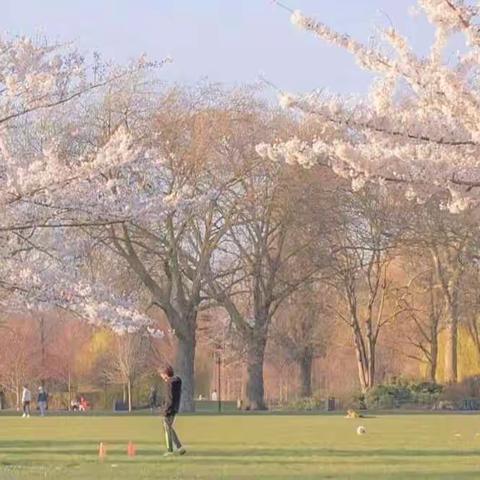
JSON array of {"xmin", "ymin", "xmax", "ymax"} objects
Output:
[{"xmin": 164, "ymin": 376, "xmax": 182, "ymax": 416}]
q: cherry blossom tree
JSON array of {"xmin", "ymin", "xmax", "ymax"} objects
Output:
[
  {"xmin": 0, "ymin": 35, "xmax": 172, "ymax": 333},
  {"xmin": 260, "ymin": 0, "xmax": 480, "ymax": 214}
]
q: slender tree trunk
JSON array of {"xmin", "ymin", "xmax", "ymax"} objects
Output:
[
  {"xmin": 430, "ymin": 325, "xmax": 438, "ymax": 383},
  {"xmin": 428, "ymin": 280, "xmax": 439, "ymax": 384},
  {"xmin": 299, "ymin": 353, "xmax": 313, "ymax": 398},
  {"xmin": 176, "ymin": 332, "xmax": 196, "ymax": 412},
  {"xmin": 245, "ymin": 334, "xmax": 267, "ymax": 410},
  {"xmin": 127, "ymin": 379, "xmax": 132, "ymax": 412},
  {"xmin": 37, "ymin": 316, "xmax": 47, "ymax": 388},
  {"xmin": 241, "ymin": 367, "xmax": 246, "ymax": 403},
  {"xmin": 68, "ymin": 370, "xmax": 72, "ymax": 410},
  {"xmin": 104, "ymin": 380, "xmax": 108, "ymax": 410}
]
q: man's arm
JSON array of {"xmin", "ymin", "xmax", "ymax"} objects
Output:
[{"xmin": 163, "ymin": 381, "xmax": 173, "ymax": 415}]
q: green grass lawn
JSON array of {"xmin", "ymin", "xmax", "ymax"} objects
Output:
[{"xmin": 1, "ymin": 414, "xmax": 480, "ymax": 479}]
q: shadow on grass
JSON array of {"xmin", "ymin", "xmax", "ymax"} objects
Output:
[
  {"xmin": 1, "ymin": 440, "xmax": 480, "ymax": 459},
  {"xmin": 0, "ymin": 440, "xmax": 159, "ymax": 449},
  {"xmin": 2, "ymin": 442, "xmax": 480, "ymax": 480},
  {"xmin": 1, "ymin": 461, "xmax": 480, "ymax": 480},
  {"xmin": 196, "ymin": 447, "xmax": 480, "ymax": 458},
  {"xmin": 0, "ymin": 468, "xmax": 479, "ymax": 480}
]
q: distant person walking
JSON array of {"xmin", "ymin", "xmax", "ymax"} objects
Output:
[
  {"xmin": 21, "ymin": 385, "xmax": 31, "ymax": 418},
  {"xmin": 149, "ymin": 386, "xmax": 158, "ymax": 413},
  {"xmin": 37, "ymin": 386, "xmax": 48, "ymax": 416},
  {"xmin": 160, "ymin": 366, "xmax": 185, "ymax": 456}
]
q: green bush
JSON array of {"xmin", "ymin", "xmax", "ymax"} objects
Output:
[
  {"xmin": 280, "ymin": 397, "xmax": 326, "ymax": 412},
  {"xmin": 365, "ymin": 380, "xmax": 443, "ymax": 409}
]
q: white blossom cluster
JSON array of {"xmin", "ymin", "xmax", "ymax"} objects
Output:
[
  {"xmin": 1, "ymin": 248, "xmax": 163, "ymax": 336},
  {"xmin": 0, "ymin": 36, "xmax": 85, "ymax": 113},
  {"xmin": 262, "ymin": 0, "xmax": 480, "ymax": 213},
  {"xmin": 0, "ymin": 36, "xmax": 181, "ymax": 335}
]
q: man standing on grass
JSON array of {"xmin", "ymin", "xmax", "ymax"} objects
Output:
[
  {"xmin": 21, "ymin": 385, "xmax": 31, "ymax": 418},
  {"xmin": 37, "ymin": 386, "xmax": 48, "ymax": 416},
  {"xmin": 160, "ymin": 365, "xmax": 186, "ymax": 456}
]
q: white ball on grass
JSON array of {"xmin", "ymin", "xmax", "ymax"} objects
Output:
[{"xmin": 357, "ymin": 426, "xmax": 366, "ymax": 435}]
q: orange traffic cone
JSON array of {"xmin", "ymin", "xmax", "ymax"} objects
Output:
[
  {"xmin": 127, "ymin": 441, "xmax": 136, "ymax": 458},
  {"xmin": 98, "ymin": 442, "xmax": 107, "ymax": 461}
]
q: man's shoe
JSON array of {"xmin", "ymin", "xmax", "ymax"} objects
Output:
[
  {"xmin": 163, "ymin": 451, "xmax": 174, "ymax": 457},
  {"xmin": 22, "ymin": 413, "xmax": 26, "ymax": 418},
  {"xmin": 176, "ymin": 447, "xmax": 186, "ymax": 456}
]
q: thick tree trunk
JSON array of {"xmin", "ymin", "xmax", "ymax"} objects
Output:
[
  {"xmin": 430, "ymin": 358, "xmax": 437, "ymax": 384},
  {"xmin": 444, "ymin": 315, "xmax": 458, "ymax": 384},
  {"xmin": 176, "ymin": 333, "xmax": 196, "ymax": 412},
  {"xmin": 367, "ymin": 338, "xmax": 375, "ymax": 391},
  {"xmin": 299, "ymin": 353, "xmax": 313, "ymax": 398},
  {"xmin": 432, "ymin": 251, "xmax": 459, "ymax": 385},
  {"xmin": 352, "ymin": 332, "xmax": 375, "ymax": 393},
  {"xmin": 355, "ymin": 355, "xmax": 368, "ymax": 393},
  {"xmin": 245, "ymin": 335, "xmax": 267, "ymax": 410},
  {"xmin": 352, "ymin": 328, "xmax": 369, "ymax": 393}
]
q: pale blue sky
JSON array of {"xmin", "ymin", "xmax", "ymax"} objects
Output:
[{"xmin": 3, "ymin": 0, "xmax": 435, "ymax": 95}]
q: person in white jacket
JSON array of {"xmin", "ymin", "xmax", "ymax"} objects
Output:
[{"xmin": 21, "ymin": 385, "xmax": 31, "ymax": 417}]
